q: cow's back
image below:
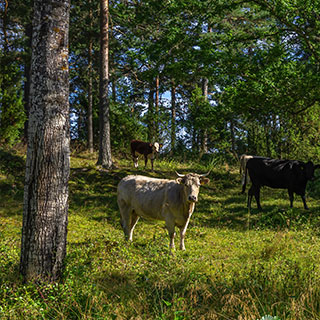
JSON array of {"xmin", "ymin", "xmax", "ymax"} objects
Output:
[
  {"xmin": 247, "ymin": 158, "xmax": 302, "ymax": 189},
  {"xmin": 117, "ymin": 175, "xmax": 179, "ymax": 220},
  {"xmin": 130, "ymin": 140, "xmax": 152, "ymax": 155}
]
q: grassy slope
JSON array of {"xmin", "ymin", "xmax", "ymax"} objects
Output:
[{"xmin": 1, "ymin": 150, "xmax": 320, "ymax": 319}]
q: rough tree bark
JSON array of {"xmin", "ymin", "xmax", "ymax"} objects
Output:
[
  {"xmin": 201, "ymin": 78, "xmax": 208, "ymax": 155},
  {"xmin": 97, "ymin": 0, "xmax": 113, "ymax": 168},
  {"xmin": 87, "ymin": 0, "xmax": 94, "ymax": 153},
  {"xmin": 20, "ymin": 0, "xmax": 70, "ymax": 282}
]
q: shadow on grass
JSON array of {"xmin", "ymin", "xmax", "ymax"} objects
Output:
[
  {"xmin": 195, "ymin": 183, "xmax": 320, "ymax": 231},
  {"xmin": 69, "ymin": 168, "xmax": 122, "ymax": 227},
  {"xmin": 69, "ymin": 162, "xmax": 320, "ymax": 233},
  {"xmin": 2, "ymin": 146, "xmax": 319, "ymax": 234},
  {"xmin": 91, "ymin": 257, "xmax": 319, "ymax": 320}
]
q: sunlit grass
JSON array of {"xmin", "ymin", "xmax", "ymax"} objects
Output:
[{"xmin": 1, "ymin": 149, "xmax": 320, "ymax": 319}]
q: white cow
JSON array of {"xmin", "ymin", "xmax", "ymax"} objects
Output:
[{"xmin": 117, "ymin": 172, "xmax": 210, "ymax": 250}]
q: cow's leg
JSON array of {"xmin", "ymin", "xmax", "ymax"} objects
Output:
[
  {"xmin": 118, "ymin": 201, "xmax": 133, "ymax": 240},
  {"xmin": 241, "ymin": 174, "xmax": 245, "ymax": 188},
  {"xmin": 254, "ymin": 185, "xmax": 262, "ymax": 211},
  {"xmin": 132, "ymin": 156, "xmax": 139, "ymax": 168},
  {"xmin": 288, "ymin": 189, "xmax": 294, "ymax": 208},
  {"xmin": 144, "ymin": 155, "xmax": 148, "ymax": 169},
  {"xmin": 247, "ymin": 186, "xmax": 254, "ymax": 210},
  {"xmin": 151, "ymin": 158, "xmax": 154, "ymax": 171},
  {"xmin": 179, "ymin": 218, "xmax": 190, "ymax": 250},
  {"xmin": 301, "ymin": 195, "xmax": 309, "ymax": 210},
  {"xmin": 165, "ymin": 216, "xmax": 176, "ymax": 250},
  {"xmin": 128, "ymin": 211, "xmax": 140, "ymax": 241}
]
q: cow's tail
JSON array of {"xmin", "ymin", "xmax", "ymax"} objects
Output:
[{"xmin": 241, "ymin": 165, "xmax": 248, "ymax": 194}]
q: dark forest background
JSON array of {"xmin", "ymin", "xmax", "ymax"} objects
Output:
[{"xmin": 1, "ymin": 0, "xmax": 320, "ymax": 162}]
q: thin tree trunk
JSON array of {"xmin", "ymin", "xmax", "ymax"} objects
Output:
[
  {"xmin": 20, "ymin": 0, "xmax": 70, "ymax": 282},
  {"xmin": 201, "ymin": 78, "xmax": 208, "ymax": 155},
  {"xmin": 112, "ymin": 77, "xmax": 116, "ymax": 102},
  {"xmin": 2, "ymin": 0, "xmax": 9, "ymax": 51},
  {"xmin": 87, "ymin": 7, "xmax": 94, "ymax": 153},
  {"xmin": 170, "ymin": 83, "xmax": 176, "ymax": 155},
  {"xmin": 230, "ymin": 117, "xmax": 237, "ymax": 158},
  {"xmin": 147, "ymin": 83, "xmax": 154, "ymax": 142},
  {"xmin": 265, "ymin": 120, "xmax": 271, "ymax": 157},
  {"xmin": 97, "ymin": 0, "xmax": 112, "ymax": 168},
  {"xmin": 155, "ymin": 75, "xmax": 159, "ymax": 141}
]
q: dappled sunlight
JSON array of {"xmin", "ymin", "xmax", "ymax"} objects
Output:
[{"xmin": 2, "ymin": 150, "xmax": 320, "ymax": 319}]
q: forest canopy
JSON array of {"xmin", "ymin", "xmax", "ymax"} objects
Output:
[{"xmin": 1, "ymin": 0, "xmax": 320, "ymax": 162}]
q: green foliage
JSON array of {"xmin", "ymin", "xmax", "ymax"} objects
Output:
[
  {"xmin": 3, "ymin": 0, "xmax": 320, "ymax": 159},
  {"xmin": 0, "ymin": 56, "xmax": 26, "ymax": 146},
  {"xmin": 189, "ymin": 87, "xmax": 214, "ymax": 131},
  {"xmin": 2, "ymin": 150, "xmax": 320, "ymax": 319}
]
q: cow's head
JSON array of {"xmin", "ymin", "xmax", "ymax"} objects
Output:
[
  {"xmin": 304, "ymin": 161, "xmax": 320, "ymax": 181},
  {"xmin": 151, "ymin": 142, "xmax": 163, "ymax": 153},
  {"xmin": 176, "ymin": 172, "xmax": 210, "ymax": 203}
]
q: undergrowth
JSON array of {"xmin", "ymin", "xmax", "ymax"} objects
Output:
[{"xmin": 1, "ymin": 149, "xmax": 320, "ymax": 319}]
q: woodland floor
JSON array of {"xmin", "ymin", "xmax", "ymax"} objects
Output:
[{"xmin": 1, "ymin": 149, "xmax": 320, "ymax": 319}]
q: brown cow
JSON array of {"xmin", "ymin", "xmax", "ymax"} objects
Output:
[
  {"xmin": 130, "ymin": 140, "xmax": 162, "ymax": 171},
  {"xmin": 117, "ymin": 172, "xmax": 210, "ymax": 250}
]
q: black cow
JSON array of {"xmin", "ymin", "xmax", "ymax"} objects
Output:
[
  {"xmin": 242, "ymin": 157, "xmax": 320, "ymax": 210},
  {"xmin": 130, "ymin": 140, "xmax": 162, "ymax": 171}
]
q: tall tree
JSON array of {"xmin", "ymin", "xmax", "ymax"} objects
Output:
[
  {"xmin": 155, "ymin": 75, "xmax": 160, "ymax": 141},
  {"xmin": 201, "ymin": 77, "xmax": 209, "ymax": 155},
  {"xmin": 88, "ymin": 0, "xmax": 94, "ymax": 153},
  {"xmin": 20, "ymin": 0, "xmax": 70, "ymax": 282},
  {"xmin": 97, "ymin": 0, "xmax": 113, "ymax": 168},
  {"xmin": 170, "ymin": 82, "xmax": 176, "ymax": 154}
]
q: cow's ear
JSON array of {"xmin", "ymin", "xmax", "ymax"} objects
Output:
[
  {"xmin": 150, "ymin": 143, "xmax": 153, "ymax": 147},
  {"xmin": 176, "ymin": 178, "xmax": 184, "ymax": 184},
  {"xmin": 200, "ymin": 177, "xmax": 210, "ymax": 185},
  {"xmin": 160, "ymin": 144, "xmax": 163, "ymax": 148}
]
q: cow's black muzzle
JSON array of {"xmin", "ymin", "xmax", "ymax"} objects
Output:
[{"xmin": 188, "ymin": 195, "xmax": 198, "ymax": 202}]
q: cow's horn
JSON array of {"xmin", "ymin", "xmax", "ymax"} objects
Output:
[
  {"xmin": 200, "ymin": 171, "xmax": 210, "ymax": 177},
  {"xmin": 175, "ymin": 171, "xmax": 185, "ymax": 177}
]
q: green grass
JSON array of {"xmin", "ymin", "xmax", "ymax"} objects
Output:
[{"xmin": 1, "ymin": 150, "xmax": 320, "ymax": 319}]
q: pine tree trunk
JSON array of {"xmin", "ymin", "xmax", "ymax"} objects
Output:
[
  {"xmin": 97, "ymin": 0, "xmax": 112, "ymax": 168},
  {"xmin": 230, "ymin": 117, "xmax": 237, "ymax": 158},
  {"xmin": 201, "ymin": 78, "xmax": 208, "ymax": 155},
  {"xmin": 112, "ymin": 77, "xmax": 116, "ymax": 102},
  {"xmin": 20, "ymin": 0, "xmax": 70, "ymax": 282},
  {"xmin": 147, "ymin": 83, "xmax": 155, "ymax": 142},
  {"xmin": 155, "ymin": 75, "xmax": 160, "ymax": 141},
  {"xmin": 170, "ymin": 84, "xmax": 176, "ymax": 155},
  {"xmin": 88, "ymin": 32, "xmax": 94, "ymax": 153}
]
